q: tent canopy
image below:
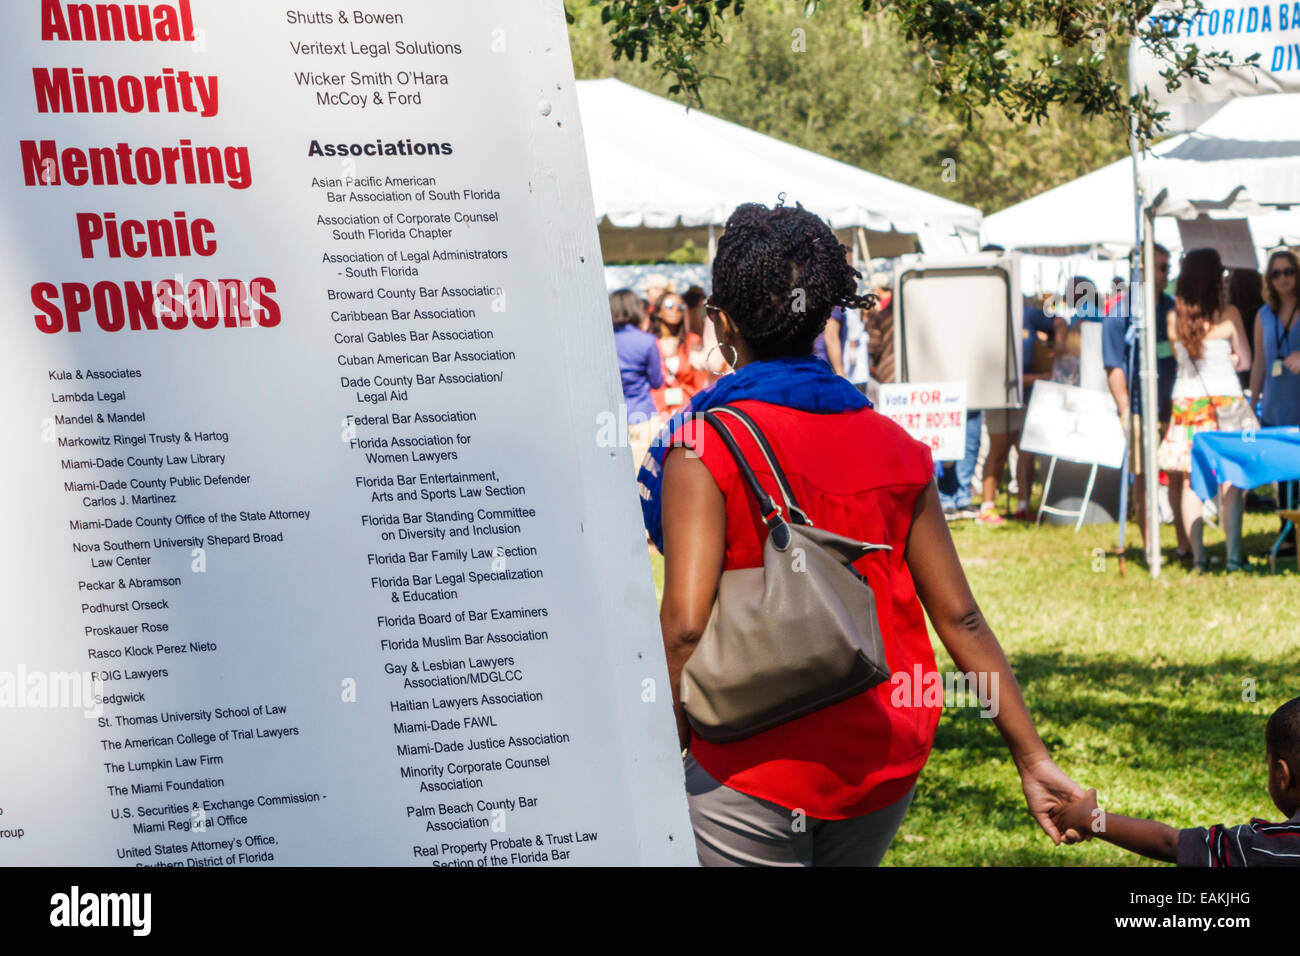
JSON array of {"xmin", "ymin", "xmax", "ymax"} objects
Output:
[
  {"xmin": 1143, "ymin": 92, "xmax": 1300, "ymax": 218},
  {"xmin": 984, "ymin": 94, "xmax": 1300, "ymax": 258},
  {"xmin": 982, "ymin": 139, "xmax": 1189, "ymax": 256},
  {"xmin": 576, "ymin": 79, "xmax": 982, "ymax": 260}
]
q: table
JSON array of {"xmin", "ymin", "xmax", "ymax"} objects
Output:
[
  {"xmin": 1191, "ymin": 428, "xmax": 1300, "ymax": 572},
  {"xmin": 1190, "ymin": 427, "xmax": 1300, "ymax": 501}
]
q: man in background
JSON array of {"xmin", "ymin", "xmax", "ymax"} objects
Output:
[
  {"xmin": 1007, "ymin": 292, "xmax": 1063, "ymax": 520},
  {"xmin": 1105, "ymin": 276, "xmax": 1127, "ymax": 316}
]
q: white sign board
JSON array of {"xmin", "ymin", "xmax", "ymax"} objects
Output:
[
  {"xmin": 876, "ymin": 382, "xmax": 968, "ymax": 461},
  {"xmin": 1131, "ymin": 0, "xmax": 1300, "ymax": 132},
  {"xmin": 1020, "ymin": 382, "xmax": 1126, "ymax": 469},
  {"xmin": 0, "ymin": 0, "xmax": 694, "ymax": 866}
]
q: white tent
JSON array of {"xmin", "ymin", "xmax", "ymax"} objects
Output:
[
  {"xmin": 982, "ymin": 142, "xmax": 1187, "ymax": 256},
  {"xmin": 983, "ymin": 94, "xmax": 1300, "ymax": 261},
  {"xmin": 576, "ymin": 78, "xmax": 982, "ymax": 261}
]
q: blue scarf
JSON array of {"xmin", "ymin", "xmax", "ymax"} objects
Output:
[{"xmin": 638, "ymin": 355, "xmax": 870, "ymax": 550}]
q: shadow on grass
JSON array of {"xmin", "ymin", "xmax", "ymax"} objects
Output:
[
  {"xmin": 933, "ymin": 650, "xmax": 1298, "ymax": 761},
  {"xmin": 907, "ymin": 651, "xmax": 1296, "ymax": 853}
]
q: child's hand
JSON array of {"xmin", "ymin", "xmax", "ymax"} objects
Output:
[{"xmin": 1051, "ymin": 788, "xmax": 1100, "ymax": 844}]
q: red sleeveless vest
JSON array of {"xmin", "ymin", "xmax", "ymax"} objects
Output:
[{"xmin": 670, "ymin": 400, "xmax": 942, "ymax": 819}]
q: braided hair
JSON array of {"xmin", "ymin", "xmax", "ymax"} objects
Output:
[{"xmin": 711, "ymin": 202, "xmax": 875, "ymax": 358}]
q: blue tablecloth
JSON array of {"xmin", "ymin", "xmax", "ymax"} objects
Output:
[{"xmin": 1190, "ymin": 427, "xmax": 1300, "ymax": 500}]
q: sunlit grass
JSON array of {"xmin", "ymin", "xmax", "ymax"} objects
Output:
[{"xmin": 648, "ymin": 508, "xmax": 1300, "ymax": 865}]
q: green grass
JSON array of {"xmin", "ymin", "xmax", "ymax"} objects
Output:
[{"xmin": 648, "ymin": 508, "xmax": 1300, "ymax": 865}]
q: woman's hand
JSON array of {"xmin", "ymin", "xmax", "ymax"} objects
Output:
[
  {"xmin": 1285, "ymin": 352, "xmax": 1300, "ymax": 375},
  {"xmin": 1018, "ymin": 753, "xmax": 1088, "ymax": 844}
]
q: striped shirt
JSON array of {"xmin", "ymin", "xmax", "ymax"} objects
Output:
[{"xmin": 1177, "ymin": 812, "xmax": 1300, "ymax": 866}]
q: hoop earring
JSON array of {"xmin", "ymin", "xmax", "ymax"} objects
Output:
[{"xmin": 706, "ymin": 343, "xmax": 738, "ymax": 376}]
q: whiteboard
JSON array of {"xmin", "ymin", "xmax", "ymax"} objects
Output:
[{"xmin": 895, "ymin": 256, "xmax": 1023, "ymax": 409}]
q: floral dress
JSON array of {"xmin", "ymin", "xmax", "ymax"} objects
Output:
[{"xmin": 1157, "ymin": 338, "xmax": 1255, "ymax": 473}]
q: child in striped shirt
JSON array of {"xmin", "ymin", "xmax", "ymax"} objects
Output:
[{"xmin": 1052, "ymin": 695, "xmax": 1300, "ymax": 866}]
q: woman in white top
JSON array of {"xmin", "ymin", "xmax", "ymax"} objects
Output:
[{"xmin": 1158, "ymin": 248, "xmax": 1255, "ymax": 571}]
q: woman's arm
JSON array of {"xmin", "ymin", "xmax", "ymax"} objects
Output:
[
  {"xmin": 1249, "ymin": 309, "xmax": 1267, "ymax": 405},
  {"xmin": 1224, "ymin": 305, "xmax": 1252, "ymax": 372},
  {"xmin": 645, "ymin": 339, "xmax": 664, "ymax": 390},
  {"xmin": 658, "ymin": 445, "xmax": 727, "ymax": 749},
  {"xmin": 904, "ymin": 479, "xmax": 1084, "ymax": 842},
  {"xmin": 823, "ymin": 316, "xmax": 844, "ymax": 376}
]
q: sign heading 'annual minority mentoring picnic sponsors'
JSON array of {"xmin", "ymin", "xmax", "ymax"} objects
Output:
[{"xmin": 0, "ymin": 1, "xmax": 694, "ymax": 866}]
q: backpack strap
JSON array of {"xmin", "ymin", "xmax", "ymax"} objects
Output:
[
  {"xmin": 710, "ymin": 406, "xmax": 812, "ymax": 527},
  {"xmin": 695, "ymin": 410, "xmax": 794, "ymax": 551}
]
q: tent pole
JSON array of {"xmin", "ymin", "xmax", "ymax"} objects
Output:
[
  {"xmin": 1128, "ymin": 39, "xmax": 1162, "ymax": 578},
  {"xmin": 1141, "ymin": 207, "xmax": 1162, "ymax": 576},
  {"xmin": 1117, "ymin": 51, "xmax": 1140, "ymax": 564}
]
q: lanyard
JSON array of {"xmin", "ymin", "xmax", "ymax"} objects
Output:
[{"xmin": 1277, "ymin": 305, "xmax": 1298, "ymax": 358}]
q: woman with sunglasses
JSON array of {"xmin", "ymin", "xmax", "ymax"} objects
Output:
[
  {"xmin": 651, "ymin": 292, "xmax": 704, "ymax": 417},
  {"xmin": 639, "ymin": 202, "xmax": 1084, "ymax": 865},
  {"xmin": 1249, "ymin": 250, "xmax": 1300, "ymax": 551}
]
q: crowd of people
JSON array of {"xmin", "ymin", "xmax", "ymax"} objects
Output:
[
  {"xmin": 605, "ymin": 201, "xmax": 1300, "ymax": 868},
  {"xmin": 919, "ymin": 244, "xmax": 1300, "ymax": 571},
  {"xmin": 1106, "ymin": 244, "xmax": 1300, "ymax": 570},
  {"xmin": 610, "ymin": 277, "xmax": 708, "ymax": 475},
  {"xmin": 611, "ymin": 243, "xmax": 1300, "ymax": 571},
  {"xmin": 610, "ymin": 269, "xmax": 895, "ymax": 468}
]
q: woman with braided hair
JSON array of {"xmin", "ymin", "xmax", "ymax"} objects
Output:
[{"xmin": 640, "ymin": 201, "xmax": 1084, "ymax": 866}]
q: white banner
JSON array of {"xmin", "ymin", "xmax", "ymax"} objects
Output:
[
  {"xmin": 0, "ymin": 0, "xmax": 694, "ymax": 866},
  {"xmin": 1131, "ymin": 1, "xmax": 1300, "ymax": 132}
]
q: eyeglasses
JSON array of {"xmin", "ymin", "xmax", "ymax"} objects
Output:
[
  {"xmin": 1270, "ymin": 267, "xmax": 1297, "ymax": 279},
  {"xmin": 659, "ymin": 301, "xmax": 684, "ymax": 311}
]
